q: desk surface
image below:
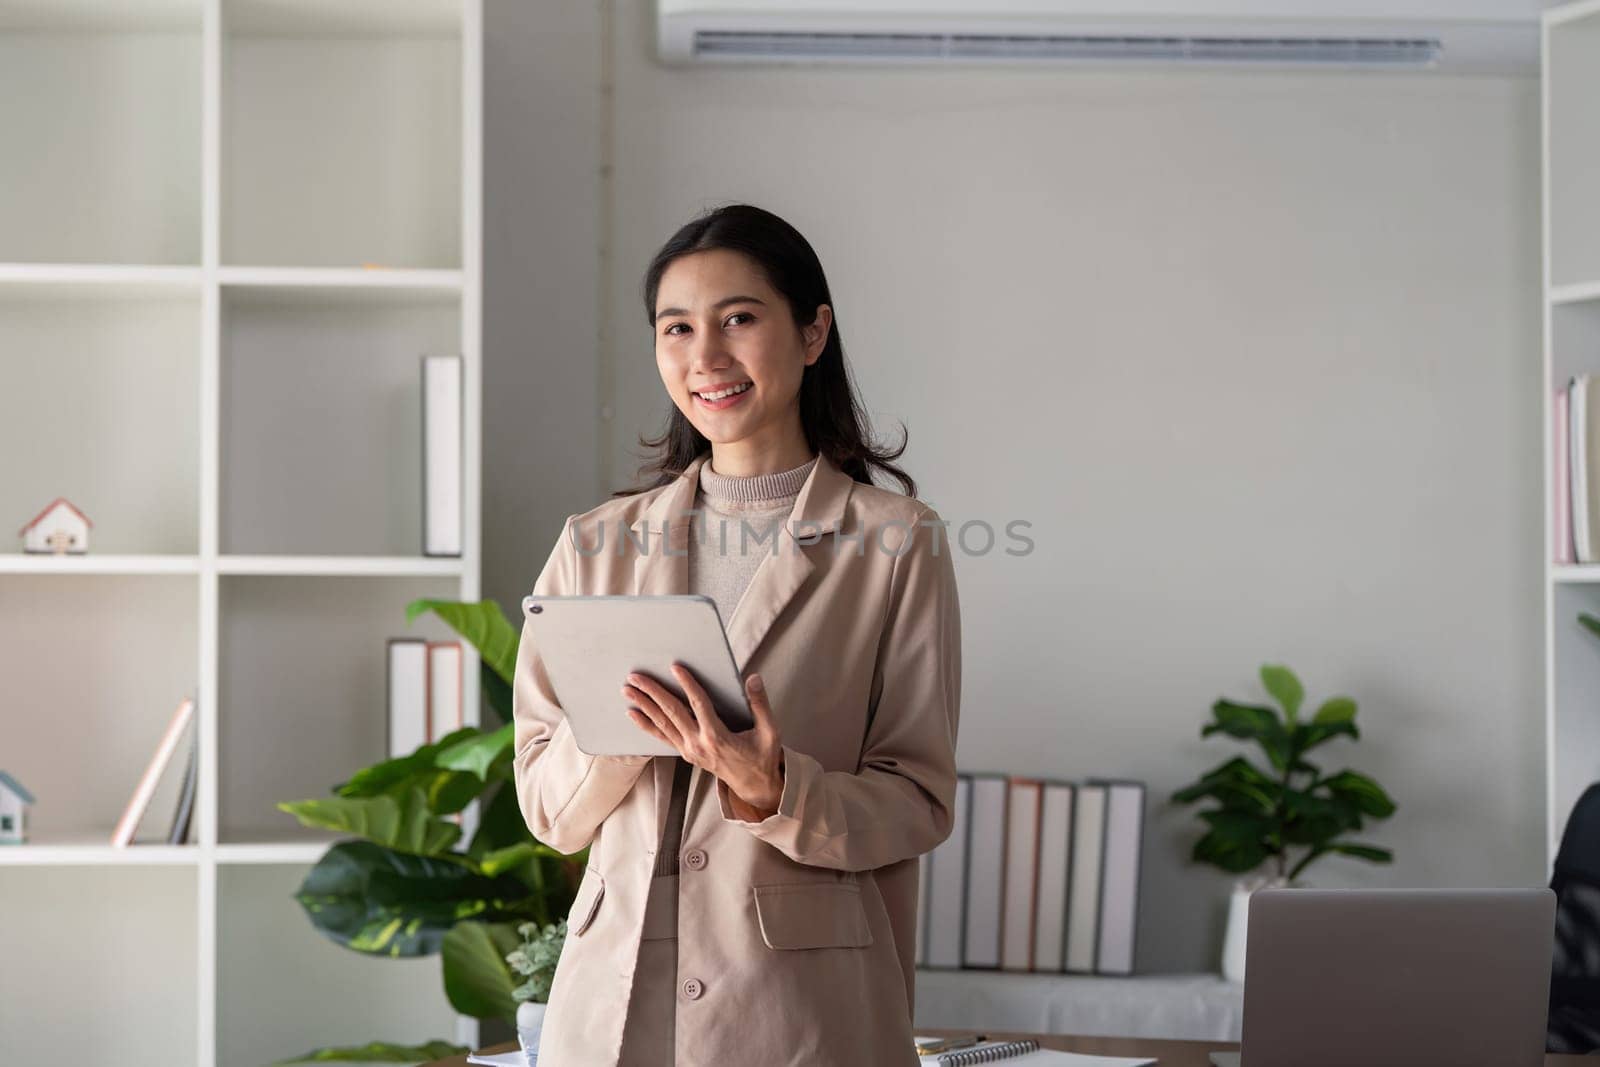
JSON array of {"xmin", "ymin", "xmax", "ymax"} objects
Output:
[{"xmin": 431, "ymin": 1029, "xmax": 1595, "ymax": 1066}]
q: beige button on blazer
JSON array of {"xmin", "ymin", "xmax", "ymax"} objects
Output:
[{"xmin": 512, "ymin": 450, "xmax": 963, "ymax": 1066}]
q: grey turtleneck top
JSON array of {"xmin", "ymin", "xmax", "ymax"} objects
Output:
[{"xmin": 650, "ymin": 452, "xmax": 818, "ymax": 880}]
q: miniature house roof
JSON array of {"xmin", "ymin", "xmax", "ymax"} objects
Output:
[
  {"xmin": 18, "ymin": 496, "xmax": 93, "ymax": 537},
  {"xmin": 0, "ymin": 771, "xmax": 35, "ymax": 805}
]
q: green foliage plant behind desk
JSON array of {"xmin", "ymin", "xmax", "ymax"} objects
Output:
[
  {"xmin": 1170, "ymin": 663, "xmax": 1398, "ymax": 884},
  {"xmin": 272, "ymin": 598, "xmax": 579, "ymax": 1064}
]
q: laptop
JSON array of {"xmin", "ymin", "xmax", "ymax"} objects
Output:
[{"xmin": 1209, "ymin": 888, "xmax": 1556, "ymax": 1067}]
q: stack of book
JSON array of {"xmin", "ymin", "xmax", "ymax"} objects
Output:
[
  {"xmin": 1547, "ymin": 375, "xmax": 1600, "ymax": 564},
  {"xmin": 386, "ymin": 638, "xmax": 464, "ymax": 758},
  {"xmin": 917, "ymin": 774, "xmax": 1146, "ymax": 976},
  {"xmin": 111, "ymin": 693, "xmax": 198, "ymax": 847}
]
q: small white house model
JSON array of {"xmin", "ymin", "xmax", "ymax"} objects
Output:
[
  {"xmin": 0, "ymin": 771, "xmax": 35, "ymax": 845},
  {"xmin": 19, "ymin": 496, "xmax": 92, "ymax": 555}
]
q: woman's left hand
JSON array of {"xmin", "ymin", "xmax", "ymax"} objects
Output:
[{"xmin": 623, "ymin": 664, "xmax": 785, "ymax": 819}]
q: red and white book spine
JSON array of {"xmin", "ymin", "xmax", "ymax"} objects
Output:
[{"xmin": 111, "ymin": 696, "xmax": 196, "ymax": 847}]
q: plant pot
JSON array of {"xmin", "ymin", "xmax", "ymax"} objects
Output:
[
  {"xmin": 516, "ymin": 1000, "xmax": 547, "ymax": 1065},
  {"xmin": 1221, "ymin": 875, "xmax": 1294, "ymax": 983}
]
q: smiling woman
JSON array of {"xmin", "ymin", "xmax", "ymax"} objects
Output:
[{"xmin": 512, "ymin": 203, "xmax": 963, "ymax": 1066}]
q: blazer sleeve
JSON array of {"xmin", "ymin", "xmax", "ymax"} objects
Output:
[
  {"xmin": 716, "ymin": 504, "xmax": 962, "ymax": 872},
  {"xmin": 513, "ymin": 513, "xmax": 652, "ymax": 856}
]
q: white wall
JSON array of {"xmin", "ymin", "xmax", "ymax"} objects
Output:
[{"xmin": 489, "ymin": 0, "xmax": 1544, "ymax": 973}]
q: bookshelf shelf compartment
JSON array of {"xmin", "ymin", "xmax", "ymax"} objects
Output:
[
  {"xmin": 0, "ymin": 6, "xmax": 202, "ymax": 265},
  {"xmin": 0, "ymin": 573, "xmax": 199, "ymax": 845},
  {"xmin": 219, "ymin": 289, "xmax": 461, "ymax": 558},
  {"xmin": 217, "ymin": 574, "xmax": 461, "ymax": 847},
  {"xmin": 0, "ymin": 288, "xmax": 202, "ymax": 556},
  {"xmin": 0, "ymin": 866, "xmax": 200, "ymax": 1066},
  {"xmin": 217, "ymin": 863, "xmax": 459, "ymax": 1067},
  {"xmin": 222, "ymin": 0, "xmax": 463, "ymax": 270}
]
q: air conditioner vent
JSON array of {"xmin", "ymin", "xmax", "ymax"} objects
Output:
[{"xmin": 692, "ymin": 30, "xmax": 1444, "ymax": 67}]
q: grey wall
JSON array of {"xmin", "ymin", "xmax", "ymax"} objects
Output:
[{"xmin": 486, "ymin": 0, "xmax": 1544, "ymax": 973}]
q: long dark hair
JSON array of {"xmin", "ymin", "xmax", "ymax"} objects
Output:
[{"xmin": 614, "ymin": 203, "xmax": 916, "ymax": 499}]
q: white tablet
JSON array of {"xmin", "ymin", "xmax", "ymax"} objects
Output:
[{"xmin": 520, "ymin": 593, "xmax": 755, "ymax": 757}]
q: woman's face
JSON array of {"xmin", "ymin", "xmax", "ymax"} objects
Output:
[{"xmin": 653, "ymin": 248, "xmax": 831, "ymax": 453}]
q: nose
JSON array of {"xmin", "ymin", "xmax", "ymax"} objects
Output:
[{"xmin": 688, "ymin": 325, "xmax": 732, "ymax": 374}]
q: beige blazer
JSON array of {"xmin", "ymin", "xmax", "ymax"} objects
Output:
[{"xmin": 512, "ymin": 450, "xmax": 962, "ymax": 1067}]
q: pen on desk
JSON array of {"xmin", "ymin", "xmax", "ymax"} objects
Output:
[{"xmin": 916, "ymin": 1034, "xmax": 986, "ymax": 1055}]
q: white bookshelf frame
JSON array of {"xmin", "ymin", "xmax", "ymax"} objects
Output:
[
  {"xmin": 1544, "ymin": 0, "xmax": 1600, "ymax": 873},
  {"xmin": 0, "ymin": 0, "xmax": 484, "ymax": 1062}
]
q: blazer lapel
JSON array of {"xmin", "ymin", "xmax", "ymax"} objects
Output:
[{"xmin": 631, "ymin": 451, "xmax": 855, "ymax": 848}]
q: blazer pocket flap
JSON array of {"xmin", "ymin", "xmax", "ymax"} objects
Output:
[
  {"xmin": 571, "ymin": 871, "xmax": 605, "ymax": 936},
  {"xmin": 753, "ymin": 883, "xmax": 873, "ymax": 950}
]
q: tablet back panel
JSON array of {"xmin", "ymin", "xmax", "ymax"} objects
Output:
[{"xmin": 521, "ymin": 594, "xmax": 753, "ymax": 757}]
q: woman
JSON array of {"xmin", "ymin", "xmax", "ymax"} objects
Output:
[{"xmin": 512, "ymin": 203, "xmax": 962, "ymax": 1066}]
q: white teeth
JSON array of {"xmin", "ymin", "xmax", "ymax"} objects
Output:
[{"xmin": 698, "ymin": 382, "xmax": 751, "ymax": 401}]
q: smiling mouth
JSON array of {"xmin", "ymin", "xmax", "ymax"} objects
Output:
[{"xmin": 693, "ymin": 381, "xmax": 753, "ymax": 401}]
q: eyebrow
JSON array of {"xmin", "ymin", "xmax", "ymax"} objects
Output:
[{"xmin": 653, "ymin": 295, "xmax": 767, "ymax": 324}]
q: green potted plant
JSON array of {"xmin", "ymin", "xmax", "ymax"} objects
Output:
[
  {"xmin": 1170, "ymin": 663, "xmax": 1397, "ymax": 982},
  {"xmin": 507, "ymin": 918, "xmax": 566, "ymax": 1063},
  {"xmin": 270, "ymin": 598, "xmax": 582, "ymax": 1065}
]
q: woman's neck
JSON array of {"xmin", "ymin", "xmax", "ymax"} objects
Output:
[{"xmin": 708, "ymin": 440, "xmax": 816, "ymax": 479}]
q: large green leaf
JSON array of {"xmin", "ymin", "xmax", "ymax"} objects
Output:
[
  {"xmin": 1171, "ymin": 757, "xmax": 1279, "ymax": 812},
  {"xmin": 437, "ymin": 723, "xmax": 514, "ymax": 781},
  {"xmin": 271, "ymin": 1039, "xmax": 467, "ymax": 1064},
  {"xmin": 442, "ymin": 920, "xmax": 524, "ymax": 1021},
  {"xmin": 292, "ymin": 841, "xmax": 536, "ymax": 957},
  {"xmin": 482, "ymin": 660, "xmax": 513, "ymax": 726},
  {"xmin": 1327, "ymin": 841, "xmax": 1393, "ymax": 863},
  {"xmin": 1291, "ymin": 718, "xmax": 1360, "ymax": 754},
  {"xmin": 1192, "ymin": 827, "xmax": 1272, "ymax": 874},
  {"xmin": 335, "ymin": 728, "xmax": 483, "ymax": 798},
  {"xmin": 1321, "ymin": 770, "xmax": 1397, "ymax": 818},
  {"xmin": 1203, "ymin": 700, "xmax": 1290, "ymax": 770},
  {"xmin": 1311, "ymin": 696, "xmax": 1357, "ymax": 725},
  {"xmin": 278, "ymin": 787, "xmax": 462, "ymax": 857},
  {"xmin": 407, "ymin": 598, "xmax": 520, "ymax": 685},
  {"xmin": 1259, "ymin": 665, "xmax": 1304, "ymax": 722}
]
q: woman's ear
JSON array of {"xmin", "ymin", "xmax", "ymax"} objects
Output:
[{"xmin": 803, "ymin": 304, "xmax": 832, "ymax": 364}]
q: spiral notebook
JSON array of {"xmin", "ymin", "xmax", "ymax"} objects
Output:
[{"xmin": 914, "ymin": 1036, "xmax": 1156, "ymax": 1066}]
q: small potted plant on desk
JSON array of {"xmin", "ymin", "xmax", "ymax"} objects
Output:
[
  {"xmin": 506, "ymin": 918, "xmax": 566, "ymax": 1064},
  {"xmin": 1171, "ymin": 663, "xmax": 1398, "ymax": 982}
]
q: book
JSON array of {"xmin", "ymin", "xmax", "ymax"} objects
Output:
[
  {"xmin": 923, "ymin": 774, "xmax": 972, "ymax": 969},
  {"xmin": 1033, "ymin": 782, "xmax": 1076, "ymax": 972},
  {"xmin": 165, "ymin": 719, "xmax": 198, "ymax": 845},
  {"xmin": 111, "ymin": 696, "xmax": 196, "ymax": 847},
  {"xmin": 423, "ymin": 354, "xmax": 463, "ymax": 558},
  {"xmin": 962, "ymin": 774, "xmax": 1009, "ymax": 968},
  {"xmin": 1001, "ymin": 777, "xmax": 1044, "ymax": 972},
  {"xmin": 914, "ymin": 1037, "xmax": 1154, "ymax": 1066},
  {"xmin": 1065, "ymin": 782, "xmax": 1106, "ymax": 973},
  {"xmin": 388, "ymin": 637, "xmax": 429, "ymax": 758},
  {"xmin": 1557, "ymin": 384, "xmax": 1574, "ymax": 565},
  {"xmin": 427, "ymin": 639, "xmax": 464, "ymax": 743},
  {"xmin": 465, "ymin": 1052, "xmax": 528, "ymax": 1066},
  {"xmin": 1574, "ymin": 375, "xmax": 1593, "ymax": 562},
  {"xmin": 1092, "ymin": 780, "xmax": 1146, "ymax": 975}
]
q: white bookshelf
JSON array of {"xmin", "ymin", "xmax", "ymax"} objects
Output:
[
  {"xmin": 1544, "ymin": 0, "xmax": 1600, "ymax": 872},
  {"xmin": 0, "ymin": 0, "xmax": 482, "ymax": 1064}
]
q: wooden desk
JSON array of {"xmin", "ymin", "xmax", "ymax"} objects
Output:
[{"xmin": 430, "ymin": 1030, "xmax": 1595, "ymax": 1066}]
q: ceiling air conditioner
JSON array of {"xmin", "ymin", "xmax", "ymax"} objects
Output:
[{"xmin": 656, "ymin": 0, "xmax": 1543, "ymax": 73}]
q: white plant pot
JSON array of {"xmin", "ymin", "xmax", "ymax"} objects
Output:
[
  {"xmin": 516, "ymin": 1000, "xmax": 547, "ymax": 1064},
  {"xmin": 1221, "ymin": 875, "xmax": 1293, "ymax": 984}
]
